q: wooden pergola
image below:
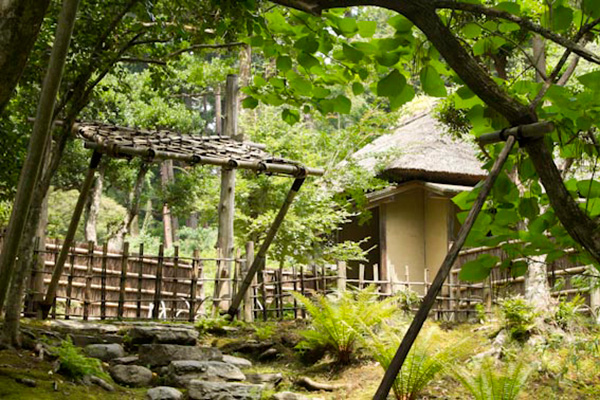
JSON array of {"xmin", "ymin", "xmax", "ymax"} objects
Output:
[{"xmin": 40, "ymin": 120, "xmax": 323, "ymax": 318}]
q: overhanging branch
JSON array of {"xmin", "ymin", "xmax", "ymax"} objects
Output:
[{"xmin": 433, "ymin": 0, "xmax": 600, "ymax": 65}]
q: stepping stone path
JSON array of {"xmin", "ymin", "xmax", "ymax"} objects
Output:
[{"xmin": 50, "ymin": 322, "xmax": 334, "ymax": 399}]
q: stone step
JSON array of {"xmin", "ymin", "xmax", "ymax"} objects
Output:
[
  {"xmin": 138, "ymin": 344, "xmax": 222, "ymax": 367},
  {"xmin": 127, "ymin": 326, "xmax": 198, "ymax": 346},
  {"xmin": 167, "ymin": 360, "xmax": 245, "ymax": 387},
  {"xmin": 187, "ymin": 380, "xmax": 263, "ymax": 400}
]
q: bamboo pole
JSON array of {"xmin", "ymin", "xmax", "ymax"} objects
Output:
[
  {"xmin": 227, "ymin": 177, "xmax": 306, "ymax": 318},
  {"xmin": 41, "ymin": 151, "xmax": 103, "ymax": 318},
  {"xmin": 359, "ymin": 264, "xmax": 365, "ymax": 290},
  {"xmin": 337, "ymin": 261, "xmax": 347, "ymax": 294},
  {"xmin": 83, "ymin": 241, "xmax": 94, "ymax": 320},
  {"xmin": 65, "ymin": 247, "xmax": 75, "ymax": 319},
  {"xmin": 136, "ymin": 243, "xmax": 144, "ymax": 318},
  {"xmin": 189, "ymin": 249, "xmax": 199, "ymax": 322},
  {"xmin": 374, "ymin": 135, "xmax": 517, "ymax": 400},
  {"xmin": 170, "ymin": 246, "xmax": 179, "ymax": 319},
  {"xmin": 300, "ymin": 266, "xmax": 306, "ymax": 318},
  {"xmin": 152, "ymin": 244, "xmax": 164, "ymax": 319},
  {"xmin": 0, "ymin": 0, "xmax": 81, "ymax": 314},
  {"xmin": 117, "ymin": 242, "xmax": 129, "ymax": 319},
  {"xmin": 198, "ymin": 257, "xmax": 205, "ymax": 316},
  {"xmin": 100, "ymin": 242, "xmax": 108, "ymax": 320},
  {"xmin": 292, "ymin": 265, "xmax": 298, "ymax": 319},
  {"xmin": 261, "ymin": 270, "xmax": 268, "ymax": 321},
  {"xmin": 243, "ymin": 242, "xmax": 254, "ymax": 322}
]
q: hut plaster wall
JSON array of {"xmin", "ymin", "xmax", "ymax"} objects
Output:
[
  {"xmin": 384, "ymin": 188, "xmax": 426, "ymax": 294},
  {"xmin": 424, "ymin": 196, "xmax": 450, "ymax": 294}
]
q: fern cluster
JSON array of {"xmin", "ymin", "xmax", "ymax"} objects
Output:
[
  {"xmin": 370, "ymin": 330, "xmax": 455, "ymax": 400},
  {"xmin": 455, "ymin": 357, "xmax": 531, "ymax": 400},
  {"xmin": 52, "ymin": 337, "xmax": 108, "ymax": 380},
  {"xmin": 292, "ymin": 285, "xmax": 397, "ymax": 364}
]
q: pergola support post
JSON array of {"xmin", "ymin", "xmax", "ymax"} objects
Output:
[
  {"xmin": 40, "ymin": 150, "xmax": 103, "ymax": 318},
  {"xmin": 373, "ymin": 135, "xmax": 517, "ymax": 400},
  {"xmin": 227, "ymin": 176, "xmax": 306, "ymax": 318}
]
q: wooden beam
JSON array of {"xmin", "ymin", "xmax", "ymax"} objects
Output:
[
  {"xmin": 477, "ymin": 121, "xmax": 554, "ymax": 145},
  {"xmin": 373, "ymin": 135, "xmax": 517, "ymax": 400}
]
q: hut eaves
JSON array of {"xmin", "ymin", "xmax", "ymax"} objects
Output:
[{"xmin": 351, "ymin": 113, "xmax": 486, "ymax": 186}]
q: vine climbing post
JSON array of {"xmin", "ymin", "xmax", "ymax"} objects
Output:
[{"xmin": 373, "ymin": 121, "xmax": 554, "ymax": 400}]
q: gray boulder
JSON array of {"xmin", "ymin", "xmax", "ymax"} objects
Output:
[
  {"xmin": 109, "ymin": 364, "xmax": 153, "ymax": 387},
  {"xmin": 139, "ymin": 344, "xmax": 222, "ymax": 367},
  {"xmin": 168, "ymin": 360, "xmax": 245, "ymax": 387},
  {"xmin": 84, "ymin": 343, "xmax": 125, "ymax": 361},
  {"xmin": 128, "ymin": 326, "xmax": 199, "ymax": 346},
  {"xmin": 146, "ymin": 386, "xmax": 183, "ymax": 400},
  {"xmin": 187, "ymin": 380, "xmax": 263, "ymax": 400},
  {"xmin": 222, "ymin": 355, "xmax": 252, "ymax": 369},
  {"xmin": 112, "ymin": 355, "xmax": 139, "ymax": 365}
]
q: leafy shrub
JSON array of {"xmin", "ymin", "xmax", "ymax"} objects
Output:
[
  {"xmin": 53, "ymin": 337, "xmax": 108, "ymax": 380},
  {"xmin": 292, "ymin": 285, "xmax": 397, "ymax": 364},
  {"xmin": 555, "ymin": 295, "xmax": 585, "ymax": 329},
  {"xmin": 254, "ymin": 323, "xmax": 277, "ymax": 341},
  {"xmin": 499, "ymin": 296, "xmax": 537, "ymax": 342},
  {"xmin": 396, "ymin": 287, "xmax": 420, "ymax": 313},
  {"xmin": 455, "ymin": 358, "xmax": 531, "ymax": 400},
  {"xmin": 370, "ymin": 330, "xmax": 454, "ymax": 400}
]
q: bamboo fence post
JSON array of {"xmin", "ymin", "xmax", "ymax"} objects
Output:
[
  {"xmin": 26, "ymin": 236, "xmax": 42, "ymax": 316},
  {"xmin": 299, "ymin": 266, "xmax": 306, "ymax": 318},
  {"xmin": 448, "ymin": 269, "xmax": 455, "ymax": 319},
  {"xmin": 312, "ymin": 265, "xmax": 319, "ymax": 293},
  {"xmin": 198, "ymin": 258, "xmax": 205, "ymax": 316},
  {"xmin": 136, "ymin": 243, "xmax": 144, "ymax": 318},
  {"xmin": 65, "ymin": 246, "xmax": 76, "ymax": 319},
  {"xmin": 321, "ymin": 265, "xmax": 327, "ymax": 294},
  {"xmin": 189, "ymin": 249, "xmax": 199, "ymax": 322},
  {"xmin": 374, "ymin": 135, "xmax": 518, "ymax": 400},
  {"xmin": 359, "ymin": 264, "xmax": 365, "ymax": 290},
  {"xmin": 292, "ymin": 265, "xmax": 298, "ymax": 319},
  {"xmin": 243, "ymin": 242, "xmax": 254, "ymax": 322},
  {"xmin": 337, "ymin": 261, "xmax": 347, "ymax": 295},
  {"xmin": 170, "ymin": 246, "xmax": 179, "ymax": 319},
  {"xmin": 213, "ymin": 248, "xmax": 223, "ymax": 315},
  {"xmin": 117, "ymin": 242, "xmax": 129, "ymax": 319},
  {"xmin": 83, "ymin": 241, "xmax": 94, "ymax": 320},
  {"xmin": 100, "ymin": 242, "xmax": 108, "ymax": 320},
  {"xmin": 405, "ymin": 265, "xmax": 410, "ymax": 291},
  {"xmin": 261, "ymin": 269, "xmax": 268, "ymax": 321},
  {"xmin": 277, "ymin": 266, "xmax": 284, "ymax": 320},
  {"xmin": 153, "ymin": 244, "xmax": 164, "ymax": 319},
  {"xmin": 373, "ymin": 263, "xmax": 380, "ymax": 293}
]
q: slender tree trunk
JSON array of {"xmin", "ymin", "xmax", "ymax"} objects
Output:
[
  {"xmin": 215, "ymin": 85, "xmax": 222, "ymax": 135},
  {"xmin": 84, "ymin": 163, "xmax": 104, "ymax": 243},
  {"xmin": 0, "ymin": 0, "xmax": 51, "ymax": 114},
  {"xmin": 165, "ymin": 160, "xmax": 179, "ymax": 242},
  {"xmin": 0, "ymin": 0, "xmax": 80, "ymax": 315},
  {"xmin": 110, "ymin": 163, "xmax": 148, "ymax": 249},
  {"xmin": 142, "ymin": 198, "xmax": 152, "ymax": 232}
]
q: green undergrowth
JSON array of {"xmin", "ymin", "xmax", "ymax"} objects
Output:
[{"xmin": 0, "ymin": 349, "xmax": 146, "ymax": 400}]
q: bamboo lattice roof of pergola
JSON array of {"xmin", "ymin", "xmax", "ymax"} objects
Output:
[{"xmin": 75, "ymin": 122, "xmax": 323, "ymax": 177}]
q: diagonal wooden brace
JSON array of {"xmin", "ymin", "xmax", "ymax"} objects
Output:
[
  {"xmin": 40, "ymin": 150, "xmax": 103, "ymax": 319},
  {"xmin": 227, "ymin": 176, "xmax": 305, "ymax": 318}
]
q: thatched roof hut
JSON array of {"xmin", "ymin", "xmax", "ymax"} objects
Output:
[{"xmin": 351, "ymin": 112, "xmax": 486, "ymax": 186}]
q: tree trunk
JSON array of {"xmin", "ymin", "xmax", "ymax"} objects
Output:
[
  {"xmin": 109, "ymin": 163, "xmax": 148, "ymax": 249},
  {"xmin": 0, "ymin": 0, "xmax": 80, "ymax": 316},
  {"xmin": 0, "ymin": 0, "xmax": 51, "ymax": 114},
  {"xmin": 160, "ymin": 161, "xmax": 174, "ymax": 249},
  {"xmin": 84, "ymin": 163, "xmax": 104, "ymax": 243},
  {"xmin": 215, "ymin": 85, "xmax": 222, "ymax": 135}
]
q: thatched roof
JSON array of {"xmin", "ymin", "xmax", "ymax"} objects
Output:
[
  {"xmin": 75, "ymin": 122, "xmax": 323, "ymax": 177},
  {"xmin": 351, "ymin": 113, "xmax": 486, "ymax": 186}
]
